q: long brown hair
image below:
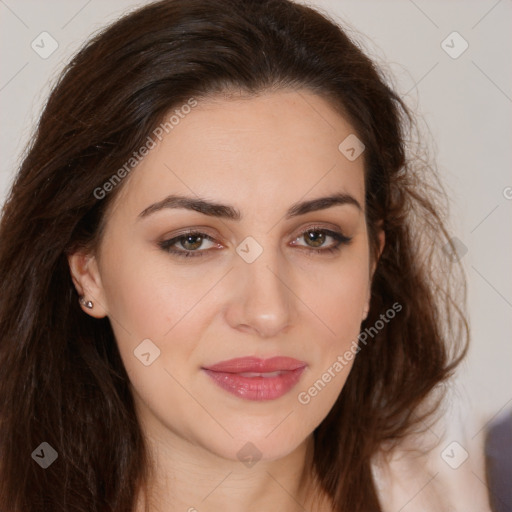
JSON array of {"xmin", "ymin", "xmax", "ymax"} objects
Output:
[{"xmin": 0, "ymin": 0, "xmax": 469, "ymax": 510}]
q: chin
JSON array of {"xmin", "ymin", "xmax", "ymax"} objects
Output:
[{"xmin": 200, "ymin": 418, "xmax": 312, "ymax": 464}]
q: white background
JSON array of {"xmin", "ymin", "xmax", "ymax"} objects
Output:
[{"xmin": 1, "ymin": 0, "xmax": 511, "ymax": 440}]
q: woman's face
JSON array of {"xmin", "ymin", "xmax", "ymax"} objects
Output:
[{"xmin": 70, "ymin": 89, "xmax": 383, "ymax": 462}]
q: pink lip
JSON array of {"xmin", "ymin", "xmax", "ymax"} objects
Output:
[{"xmin": 202, "ymin": 356, "xmax": 307, "ymax": 401}]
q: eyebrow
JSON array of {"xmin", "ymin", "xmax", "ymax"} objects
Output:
[{"xmin": 138, "ymin": 192, "xmax": 362, "ymax": 220}]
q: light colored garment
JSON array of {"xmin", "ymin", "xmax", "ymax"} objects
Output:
[{"xmin": 372, "ymin": 384, "xmax": 493, "ymax": 512}]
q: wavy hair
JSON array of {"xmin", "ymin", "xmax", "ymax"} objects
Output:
[{"xmin": 0, "ymin": 0, "xmax": 469, "ymax": 510}]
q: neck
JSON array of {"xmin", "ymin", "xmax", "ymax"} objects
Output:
[{"xmin": 135, "ymin": 429, "xmax": 330, "ymax": 512}]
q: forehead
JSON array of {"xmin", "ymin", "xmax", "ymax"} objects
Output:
[{"xmin": 108, "ymin": 89, "xmax": 365, "ymax": 221}]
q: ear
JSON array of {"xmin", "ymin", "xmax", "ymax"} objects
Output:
[
  {"xmin": 362, "ymin": 225, "xmax": 385, "ymax": 321},
  {"xmin": 67, "ymin": 250, "xmax": 108, "ymax": 318}
]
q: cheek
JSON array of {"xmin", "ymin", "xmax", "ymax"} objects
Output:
[
  {"xmin": 95, "ymin": 238, "xmax": 204, "ymax": 402},
  {"xmin": 303, "ymin": 248, "xmax": 370, "ymax": 347},
  {"xmin": 99, "ymin": 245, "xmax": 215, "ymax": 439},
  {"xmin": 311, "ymin": 264, "xmax": 368, "ymax": 327},
  {"xmin": 99, "ymin": 232, "xmax": 211, "ymax": 339},
  {"xmin": 295, "ymin": 248, "xmax": 370, "ymax": 407}
]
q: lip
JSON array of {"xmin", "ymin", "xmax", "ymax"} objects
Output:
[{"xmin": 202, "ymin": 356, "xmax": 307, "ymax": 401}]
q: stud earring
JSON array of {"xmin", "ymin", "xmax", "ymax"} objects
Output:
[{"xmin": 79, "ymin": 296, "xmax": 94, "ymax": 309}]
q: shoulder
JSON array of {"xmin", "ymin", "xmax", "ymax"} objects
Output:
[{"xmin": 371, "ymin": 391, "xmax": 492, "ymax": 512}]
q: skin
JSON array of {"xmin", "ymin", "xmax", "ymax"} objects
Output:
[{"xmin": 69, "ymin": 89, "xmax": 385, "ymax": 512}]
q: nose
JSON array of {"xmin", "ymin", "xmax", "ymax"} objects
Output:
[{"xmin": 224, "ymin": 247, "xmax": 295, "ymax": 339}]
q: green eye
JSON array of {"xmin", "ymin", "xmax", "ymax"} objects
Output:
[
  {"xmin": 159, "ymin": 231, "xmax": 216, "ymax": 257},
  {"xmin": 159, "ymin": 227, "xmax": 352, "ymax": 258},
  {"xmin": 291, "ymin": 227, "xmax": 352, "ymax": 255}
]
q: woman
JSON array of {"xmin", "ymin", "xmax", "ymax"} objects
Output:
[{"xmin": 0, "ymin": 0, "xmax": 485, "ymax": 510}]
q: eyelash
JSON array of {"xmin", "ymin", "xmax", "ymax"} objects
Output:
[{"xmin": 158, "ymin": 226, "xmax": 352, "ymax": 259}]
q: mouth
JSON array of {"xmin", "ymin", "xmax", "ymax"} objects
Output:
[{"xmin": 202, "ymin": 356, "xmax": 307, "ymax": 401}]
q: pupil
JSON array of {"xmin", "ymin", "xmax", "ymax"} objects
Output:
[
  {"xmin": 183, "ymin": 235, "xmax": 202, "ymax": 250},
  {"xmin": 307, "ymin": 231, "xmax": 324, "ymax": 247}
]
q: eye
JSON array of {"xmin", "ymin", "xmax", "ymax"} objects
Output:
[
  {"xmin": 158, "ymin": 230, "xmax": 219, "ymax": 258},
  {"xmin": 159, "ymin": 226, "xmax": 352, "ymax": 259},
  {"xmin": 290, "ymin": 226, "xmax": 352, "ymax": 255}
]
